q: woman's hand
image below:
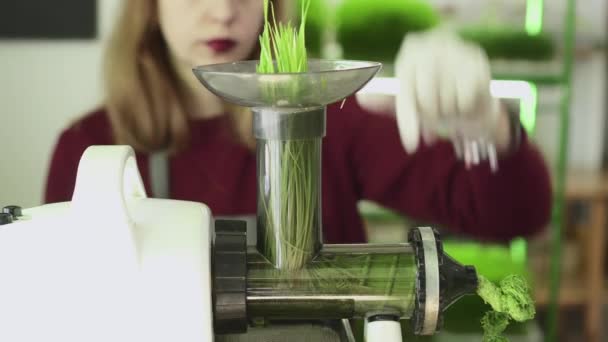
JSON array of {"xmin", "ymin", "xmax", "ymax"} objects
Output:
[{"xmin": 394, "ymin": 29, "xmax": 512, "ymax": 161}]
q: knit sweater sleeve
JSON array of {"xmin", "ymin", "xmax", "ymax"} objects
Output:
[{"xmin": 341, "ymin": 99, "xmax": 552, "ymax": 242}]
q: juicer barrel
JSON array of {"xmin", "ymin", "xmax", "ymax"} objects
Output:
[{"xmin": 246, "ymin": 244, "xmax": 418, "ymax": 320}]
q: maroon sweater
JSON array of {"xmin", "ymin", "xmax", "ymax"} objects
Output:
[{"xmin": 45, "ymin": 97, "xmax": 551, "ymax": 243}]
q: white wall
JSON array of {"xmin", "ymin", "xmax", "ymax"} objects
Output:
[
  {"xmin": 567, "ymin": 53, "xmax": 606, "ymax": 169},
  {"xmin": 534, "ymin": 52, "xmax": 607, "ymax": 170},
  {"xmin": 0, "ymin": 0, "xmax": 121, "ymax": 208}
]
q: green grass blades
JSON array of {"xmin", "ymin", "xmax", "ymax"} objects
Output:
[
  {"xmin": 257, "ymin": 0, "xmax": 311, "ymax": 74},
  {"xmin": 256, "ymin": 0, "xmax": 317, "ymax": 270},
  {"xmin": 257, "ymin": 0, "xmax": 274, "ymax": 73},
  {"xmin": 259, "ymin": 138, "xmax": 321, "ymax": 270}
]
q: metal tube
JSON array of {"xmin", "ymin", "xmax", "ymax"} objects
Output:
[
  {"xmin": 254, "ymin": 108, "xmax": 326, "ymax": 270},
  {"xmin": 246, "ymin": 244, "xmax": 418, "ymax": 320},
  {"xmin": 548, "ymin": 0, "xmax": 576, "ymax": 340}
]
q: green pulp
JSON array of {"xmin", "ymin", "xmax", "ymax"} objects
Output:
[{"xmin": 477, "ymin": 275, "xmax": 535, "ymax": 341}]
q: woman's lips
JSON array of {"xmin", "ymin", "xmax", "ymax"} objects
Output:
[{"xmin": 206, "ymin": 39, "xmax": 236, "ymax": 53}]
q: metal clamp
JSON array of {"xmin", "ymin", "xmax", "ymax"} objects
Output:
[{"xmin": 408, "ymin": 227, "xmax": 441, "ymax": 335}]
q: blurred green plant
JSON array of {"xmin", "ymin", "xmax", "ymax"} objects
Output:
[
  {"xmin": 460, "ymin": 27, "xmax": 555, "ymax": 61},
  {"xmin": 337, "ymin": 0, "xmax": 440, "ymax": 61},
  {"xmin": 302, "ymin": 1, "xmax": 555, "ymax": 62},
  {"xmin": 300, "ymin": 0, "xmax": 328, "ymax": 57}
]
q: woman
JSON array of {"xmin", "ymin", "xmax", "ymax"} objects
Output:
[{"xmin": 45, "ymin": 0, "xmax": 551, "ymax": 243}]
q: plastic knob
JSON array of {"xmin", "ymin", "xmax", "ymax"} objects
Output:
[
  {"xmin": 0, "ymin": 213, "xmax": 13, "ymax": 225},
  {"xmin": 2, "ymin": 205, "xmax": 22, "ymax": 219},
  {"xmin": 365, "ymin": 315, "xmax": 402, "ymax": 342},
  {"xmin": 213, "ymin": 219, "xmax": 248, "ymax": 334}
]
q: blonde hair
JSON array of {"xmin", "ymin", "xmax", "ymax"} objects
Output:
[{"xmin": 104, "ymin": 0, "xmax": 285, "ymax": 152}]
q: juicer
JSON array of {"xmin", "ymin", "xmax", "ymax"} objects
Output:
[{"xmin": 0, "ymin": 60, "xmax": 479, "ymax": 342}]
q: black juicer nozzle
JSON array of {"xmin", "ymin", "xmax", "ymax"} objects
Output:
[{"xmin": 409, "ymin": 227, "xmax": 479, "ymax": 335}]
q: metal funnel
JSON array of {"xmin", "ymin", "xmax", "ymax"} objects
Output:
[
  {"xmin": 192, "ymin": 59, "xmax": 381, "ymax": 109},
  {"xmin": 192, "ymin": 59, "xmax": 381, "ymax": 270}
]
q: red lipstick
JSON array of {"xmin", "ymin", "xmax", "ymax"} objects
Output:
[{"xmin": 206, "ymin": 39, "xmax": 236, "ymax": 53}]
